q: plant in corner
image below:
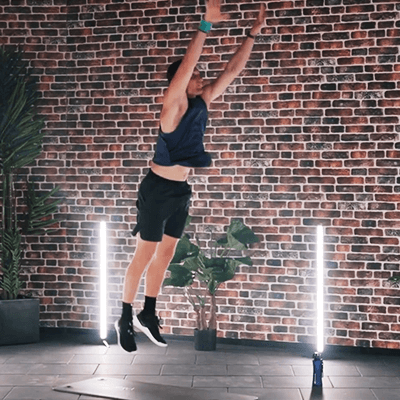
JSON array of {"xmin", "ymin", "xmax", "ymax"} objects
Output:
[
  {"xmin": 163, "ymin": 217, "xmax": 259, "ymax": 351},
  {"xmin": 0, "ymin": 46, "xmax": 62, "ymax": 345}
]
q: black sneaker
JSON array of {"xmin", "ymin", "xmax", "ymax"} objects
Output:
[
  {"xmin": 115, "ymin": 318, "xmax": 137, "ymax": 353},
  {"xmin": 133, "ymin": 312, "xmax": 167, "ymax": 347}
]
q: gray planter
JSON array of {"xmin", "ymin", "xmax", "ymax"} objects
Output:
[
  {"xmin": 194, "ymin": 329, "xmax": 217, "ymax": 351},
  {"xmin": 0, "ymin": 298, "xmax": 40, "ymax": 346}
]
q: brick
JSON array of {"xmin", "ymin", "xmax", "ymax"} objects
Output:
[{"xmin": 2, "ymin": 0, "xmax": 400, "ymax": 350}]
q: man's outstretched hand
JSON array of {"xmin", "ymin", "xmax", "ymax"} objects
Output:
[
  {"xmin": 204, "ymin": 0, "xmax": 229, "ymax": 24},
  {"xmin": 250, "ymin": 3, "xmax": 267, "ymax": 36}
]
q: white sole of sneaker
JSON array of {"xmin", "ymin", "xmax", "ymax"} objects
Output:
[
  {"xmin": 114, "ymin": 320, "xmax": 122, "ymax": 348},
  {"xmin": 114, "ymin": 320, "xmax": 137, "ymax": 353},
  {"xmin": 133, "ymin": 315, "xmax": 168, "ymax": 347}
]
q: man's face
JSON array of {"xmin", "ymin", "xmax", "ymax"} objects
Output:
[{"xmin": 187, "ymin": 69, "xmax": 204, "ymax": 97}]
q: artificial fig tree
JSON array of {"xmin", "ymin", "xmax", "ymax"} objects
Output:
[{"xmin": 164, "ymin": 217, "xmax": 259, "ymax": 331}]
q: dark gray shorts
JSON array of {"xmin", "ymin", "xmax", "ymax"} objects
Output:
[{"xmin": 132, "ymin": 170, "xmax": 192, "ymax": 242}]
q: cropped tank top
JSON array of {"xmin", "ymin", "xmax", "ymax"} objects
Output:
[{"xmin": 152, "ymin": 96, "xmax": 212, "ymax": 168}]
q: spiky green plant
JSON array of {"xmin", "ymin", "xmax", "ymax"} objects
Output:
[
  {"xmin": 163, "ymin": 218, "xmax": 259, "ymax": 331},
  {"xmin": 23, "ymin": 181, "xmax": 62, "ymax": 236},
  {"xmin": 0, "ymin": 46, "xmax": 60, "ymax": 300},
  {"xmin": 1, "ymin": 228, "xmax": 22, "ymax": 299}
]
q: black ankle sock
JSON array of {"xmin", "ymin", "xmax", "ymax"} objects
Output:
[
  {"xmin": 121, "ymin": 302, "xmax": 132, "ymax": 321},
  {"xmin": 142, "ymin": 296, "xmax": 156, "ymax": 315}
]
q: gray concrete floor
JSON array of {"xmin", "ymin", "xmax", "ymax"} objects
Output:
[{"xmin": 0, "ymin": 333, "xmax": 399, "ymax": 400}]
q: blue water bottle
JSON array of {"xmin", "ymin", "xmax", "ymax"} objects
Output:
[{"xmin": 312, "ymin": 352, "xmax": 323, "ymax": 387}]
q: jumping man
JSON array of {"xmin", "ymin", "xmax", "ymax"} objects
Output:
[{"xmin": 115, "ymin": 0, "xmax": 267, "ymax": 352}]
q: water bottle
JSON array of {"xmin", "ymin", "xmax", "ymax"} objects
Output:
[{"xmin": 312, "ymin": 352, "xmax": 323, "ymax": 387}]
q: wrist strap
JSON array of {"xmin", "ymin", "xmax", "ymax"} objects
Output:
[
  {"xmin": 199, "ymin": 20, "xmax": 212, "ymax": 33},
  {"xmin": 247, "ymin": 31, "xmax": 256, "ymax": 39}
]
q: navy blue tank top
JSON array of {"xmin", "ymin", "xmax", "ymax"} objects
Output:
[{"xmin": 152, "ymin": 96, "xmax": 212, "ymax": 168}]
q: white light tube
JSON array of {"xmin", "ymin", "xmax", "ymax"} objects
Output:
[
  {"xmin": 316, "ymin": 225, "xmax": 324, "ymax": 353},
  {"xmin": 99, "ymin": 221, "xmax": 107, "ymax": 340}
]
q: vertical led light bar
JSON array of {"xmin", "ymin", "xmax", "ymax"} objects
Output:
[
  {"xmin": 313, "ymin": 225, "xmax": 325, "ymax": 387},
  {"xmin": 316, "ymin": 225, "xmax": 324, "ymax": 353},
  {"xmin": 99, "ymin": 221, "xmax": 107, "ymax": 341}
]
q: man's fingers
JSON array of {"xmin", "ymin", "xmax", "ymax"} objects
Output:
[
  {"xmin": 221, "ymin": 12, "xmax": 230, "ymax": 21},
  {"xmin": 208, "ymin": 0, "xmax": 221, "ymax": 8},
  {"xmin": 258, "ymin": 3, "xmax": 267, "ymax": 24},
  {"xmin": 260, "ymin": 3, "xmax": 266, "ymax": 17}
]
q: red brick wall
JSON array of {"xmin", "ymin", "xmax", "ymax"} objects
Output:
[{"xmin": 2, "ymin": 0, "xmax": 400, "ymax": 349}]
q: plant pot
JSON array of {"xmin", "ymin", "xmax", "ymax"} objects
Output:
[
  {"xmin": 194, "ymin": 329, "xmax": 216, "ymax": 351},
  {"xmin": 0, "ymin": 298, "xmax": 40, "ymax": 346}
]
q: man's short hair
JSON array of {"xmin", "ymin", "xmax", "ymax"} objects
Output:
[{"xmin": 167, "ymin": 59, "xmax": 183, "ymax": 83}]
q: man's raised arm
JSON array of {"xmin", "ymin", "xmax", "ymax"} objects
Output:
[{"xmin": 201, "ymin": 3, "xmax": 267, "ymax": 107}]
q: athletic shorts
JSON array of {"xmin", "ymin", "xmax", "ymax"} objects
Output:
[{"xmin": 132, "ymin": 169, "xmax": 192, "ymax": 242}]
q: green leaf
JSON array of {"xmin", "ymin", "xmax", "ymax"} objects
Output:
[
  {"xmin": 215, "ymin": 221, "xmax": 259, "ymax": 251},
  {"xmin": 216, "ymin": 236, "xmax": 228, "ymax": 246},
  {"xmin": 170, "ymin": 234, "xmax": 199, "ymax": 264},
  {"xmin": 233, "ymin": 256, "xmax": 253, "ymax": 266},
  {"xmin": 0, "ymin": 46, "xmax": 46, "ymax": 175},
  {"xmin": 202, "ymin": 256, "xmax": 223, "ymax": 268},
  {"xmin": 208, "ymin": 278, "xmax": 217, "ymax": 295},
  {"xmin": 227, "ymin": 219, "xmax": 259, "ymax": 248},
  {"xmin": 227, "ymin": 232, "xmax": 247, "ymax": 251},
  {"xmin": 183, "ymin": 256, "xmax": 204, "ymax": 272},
  {"xmin": 22, "ymin": 182, "xmax": 61, "ymax": 235},
  {"xmin": 0, "ymin": 229, "xmax": 23, "ymax": 299},
  {"xmin": 184, "ymin": 214, "xmax": 192, "ymax": 227},
  {"xmin": 211, "ymin": 259, "xmax": 240, "ymax": 285},
  {"xmin": 197, "ymin": 266, "xmax": 214, "ymax": 283},
  {"xmin": 164, "ymin": 264, "xmax": 194, "ymax": 287}
]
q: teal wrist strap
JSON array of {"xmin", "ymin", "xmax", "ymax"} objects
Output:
[{"xmin": 199, "ymin": 20, "xmax": 212, "ymax": 33}]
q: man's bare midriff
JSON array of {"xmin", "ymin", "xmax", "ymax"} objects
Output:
[{"xmin": 150, "ymin": 161, "xmax": 191, "ymax": 182}]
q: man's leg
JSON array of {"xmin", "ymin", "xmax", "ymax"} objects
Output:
[
  {"xmin": 145, "ymin": 234, "xmax": 179, "ymax": 298},
  {"xmin": 116, "ymin": 236, "xmax": 159, "ymax": 352},
  {"xmin": 122, "ymin": 236, "xmax": 159, "ymax": 304},
  {"xmin": 133, "ymin": 234, "xmax": 179, "ymax": 347}
]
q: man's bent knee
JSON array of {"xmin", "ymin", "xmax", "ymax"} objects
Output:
[{"xmin": 131, "ymin": 237, "xmax": 159, "ymax": 266}]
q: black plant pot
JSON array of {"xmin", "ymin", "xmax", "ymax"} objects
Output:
[
  {"xmin": 0, "ymin": 298, "xmax": 40, "ymax": 346},
  {"xmin": 194, "ymin": 329, "xmax": 217, "ymax": 351}
]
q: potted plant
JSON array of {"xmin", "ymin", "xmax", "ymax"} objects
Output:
[
  {"xmin": 0, "ymin": 46, "xmax": 61, "ymax": 345},
  {"xmin": 163, "ymin": 217, "xmax": 259, "ymax": 351}
]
